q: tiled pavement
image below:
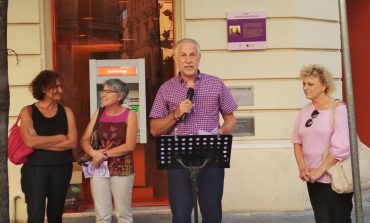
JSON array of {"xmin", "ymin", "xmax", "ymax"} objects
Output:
[{"xmin": 62, "ymin": 189, "xmax": 370, "ymax": 223}]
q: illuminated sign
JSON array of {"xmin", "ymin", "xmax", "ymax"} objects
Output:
[{"xmin": 98, "ymin": 66, "xmax": 137, "ymax": 76}]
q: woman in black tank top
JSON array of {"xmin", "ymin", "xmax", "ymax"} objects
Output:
[{"xmin": 19, "ymin": 70, "xmax": 77, "ymax": 223}]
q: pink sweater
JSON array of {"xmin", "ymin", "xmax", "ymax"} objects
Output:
[{"xmin": 291, "ymin": 102, "xmax": 350, "ymax": 183}]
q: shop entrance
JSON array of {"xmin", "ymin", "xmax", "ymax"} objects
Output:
[{"xmin": 52, "ymin": 0, "xmax": 174, "ymax": 208}]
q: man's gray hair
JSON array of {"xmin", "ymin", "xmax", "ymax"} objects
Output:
[{"xmin": 173, "ymin": 38, "xmax": 201, "ymax": 57}]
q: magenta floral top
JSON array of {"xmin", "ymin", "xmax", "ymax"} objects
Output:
[{"xmin": 97, "ymin": 108, "xmax": 134, "ymax": 176}]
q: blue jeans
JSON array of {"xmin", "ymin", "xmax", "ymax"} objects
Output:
[{"xmin": 167, "ymin": 168, "xmax": 224, "ymax": 223}]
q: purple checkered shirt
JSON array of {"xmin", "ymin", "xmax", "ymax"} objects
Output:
[{"xmin": 150, "ymin": 72, "xmax": 238, "ymax": 135}]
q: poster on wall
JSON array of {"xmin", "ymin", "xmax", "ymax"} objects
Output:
[{"xmin": 226, "ymin": 11, "xmax": 267, "ymax": 50}]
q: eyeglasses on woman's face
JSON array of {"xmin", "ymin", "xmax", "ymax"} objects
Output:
[
  {"xmin": 305, "ymin": 109, "xmax": 319, "ymax": 127},
  {"xmin": 101, "ymin": 89, "xmax": 118, "ymax": 94}
]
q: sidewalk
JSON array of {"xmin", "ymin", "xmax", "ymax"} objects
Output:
[{"xmin": 64, "ymin": 189, "xmax": 370, "ymax": 223}]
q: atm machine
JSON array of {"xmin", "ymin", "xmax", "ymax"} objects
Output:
[{"xmin": 89, "ymin": 59, "xmax": 147, "ymax": 143}]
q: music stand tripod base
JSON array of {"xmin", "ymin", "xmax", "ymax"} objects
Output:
[{"xmin": 157, "ymin": 134, "xmax": 233, "ymax": 223}]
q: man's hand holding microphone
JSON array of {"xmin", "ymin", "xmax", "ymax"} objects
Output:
[{"xmin": 173, "ymin": 86, "xmax": 195, "ymax": 122}]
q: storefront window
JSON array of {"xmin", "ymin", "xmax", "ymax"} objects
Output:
[{"xmin": 53, "ymin": 0, "xmax": 174, "ymax": 208}]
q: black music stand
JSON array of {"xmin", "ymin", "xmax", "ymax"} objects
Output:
[{"xmin": 157, "ymin": 134, "xmax": 233, "ymax": 223}]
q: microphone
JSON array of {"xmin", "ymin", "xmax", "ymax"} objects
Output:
[{"xmin": 180, "ymin": 87, "xmax": 194, "ymax": 121}]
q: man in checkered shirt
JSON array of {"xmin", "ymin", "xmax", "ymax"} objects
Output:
[{"xmin": 150, "ymin": 38, "xmax": 238, "ymax": 223}]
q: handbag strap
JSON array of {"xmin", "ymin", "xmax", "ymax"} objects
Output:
[
  {"xmin": 14, "ymin": 105, "xmax": 32, "ymax": 126},
  {"xmin": 93, "ymin": 107, "xmax": 105, "ymax": 131},
  {"xmin": 330, "ymin": 99, "xmax": 344, "ymax": 127},
  {"xmin": 325, "ymin": 99, "xmax": 343, "ymax": 155},
  {"xmin": 330, "ymin": 99, "xmax": 339, "ymax": 127}
]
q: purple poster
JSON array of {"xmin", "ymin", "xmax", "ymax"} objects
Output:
[{"xmin": 227, "ymin": 11, "xmax": 267, "ymax": 50}]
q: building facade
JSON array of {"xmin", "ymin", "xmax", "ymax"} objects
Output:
[{"xmin": 8, "ymin": 0, "xmax": 365, "ymax": 222}]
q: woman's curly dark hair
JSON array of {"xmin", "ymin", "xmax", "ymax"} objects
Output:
[{"xmin": 29, "ymin": 70, "xmax": 62, "ymax": 100}]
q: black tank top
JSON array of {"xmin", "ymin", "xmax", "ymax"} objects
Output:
[{"xmin": 26, "ymin": 103, "xmax": 73, "ymax": 165}]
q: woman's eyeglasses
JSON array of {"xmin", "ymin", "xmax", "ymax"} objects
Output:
[
  {"xmin": 101, "ymin": 89, "xmax": 118, "ymax": 94},
  {"xmin": 305, "ymin": 110, "xmax": 319, "ymax": 127}
]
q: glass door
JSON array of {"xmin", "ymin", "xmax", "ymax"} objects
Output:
[{"xmin": 52, "ymin": 0, "xmax": 174, "ymax": 208}]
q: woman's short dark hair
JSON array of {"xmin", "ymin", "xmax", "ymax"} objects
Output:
[{"xmin": 29, "ymin": 70, "xmax": 62, "ymax": 100}]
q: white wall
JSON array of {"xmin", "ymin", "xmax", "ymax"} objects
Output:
[
  {"xmin": 175, "ymin": 0, "xmax": 341, "ymax": 211},
  {"xmin": 8, "ymin": 0, "xmax": 49, "ymax": 221}
]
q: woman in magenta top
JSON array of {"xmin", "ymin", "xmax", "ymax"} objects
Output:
[
  {"xmin": 81, "ymin": 78, "xmax": 137, "ymax": 223},
  {"xmin": 291, "ymin": 64, "xmax": 353, "ymax": 223}
]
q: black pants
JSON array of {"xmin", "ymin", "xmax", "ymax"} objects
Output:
[
  {"xmin": 21, "ymin": 163, "xmax": 72, "ymax": 223},
  {"xmin": 167, "ymin": 168, "xmax": 224, "ymax": 223},
  {"xmin": 307, "ymin": 182, "xmax": 353, "ymax": 223}
]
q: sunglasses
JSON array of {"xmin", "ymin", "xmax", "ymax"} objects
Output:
[{"xmin": 305, "ymin": 110, "xmax": 319, "ymax": 127}]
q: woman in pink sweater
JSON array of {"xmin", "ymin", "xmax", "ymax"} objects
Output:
[{"xmin": 291, "ymin": 64, "xmax": 353, "ymax": 223}]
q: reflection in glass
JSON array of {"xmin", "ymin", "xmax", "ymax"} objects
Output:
[{"xmin": 53, "ymin": 0, "xmax": 174, "ymax": 207}]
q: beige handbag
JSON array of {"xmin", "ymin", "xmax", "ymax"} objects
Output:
[{"xmin": 325, "ymin": 100, "xmax": 370, "ymax": 193}]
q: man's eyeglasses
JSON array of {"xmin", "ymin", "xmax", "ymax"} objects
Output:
[
  {"xmin": 101, "ymin": 89, "xmax": 118, "ymax": 94},
  {"xmin": 305, "ymin": 110, "xmax": 319, "ymax": 127}
]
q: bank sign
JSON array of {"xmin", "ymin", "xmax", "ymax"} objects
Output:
[
  {"xmin": 98, "ymin": 66, "xmax": 137, "ymax": 76},
  {"xmin": 227, "ymin": 11, "xmax": 267, "ymax": 50}
]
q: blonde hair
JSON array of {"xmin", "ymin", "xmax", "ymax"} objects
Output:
[{"xmin": 300, "ymin": 64, "xmax": 336, "ymax": 95}]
